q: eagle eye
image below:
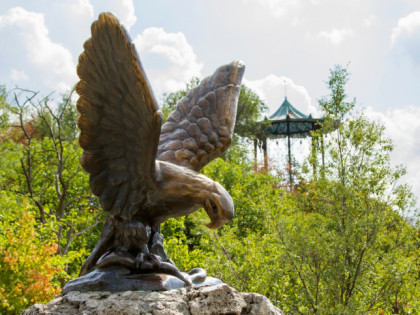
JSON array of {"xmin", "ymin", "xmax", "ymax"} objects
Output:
[{"xmin": 210, "ymin": 200, "xmax": 218, "ymax": 213}]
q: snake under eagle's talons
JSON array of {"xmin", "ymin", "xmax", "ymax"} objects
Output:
[
  {"xmin": 188, "ymin": 268, "xmax": 207, "ymax": 283},
  {"xmin": 135, "ymin": 253, "xmax": 144, "ymax": 269},
  {"xmin": 133, "ymin": 253, "xmax": 193, "ymax": 286}
]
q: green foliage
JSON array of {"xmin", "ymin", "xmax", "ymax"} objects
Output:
[
  {"xmin": 292, "ymin": 66, "xmax": 416, "ymax": 314},
  {"xmin": 163, "ymin": 214, "xmax": 209, "ymax": 273},
  {"xmin": 318, "ymin": 64, "xmax": 355, "ymax": 120},
  {"xmin": 160, "ymin": 77, "xmax": 200, "ymax": 122},
  {"xmin": 201, "ymin": 153, "xmax": 286, "ymax": 237},
  {"xmin": 234, "ymin": 84, "xmax": 268, "ymax": 140},
  {"xmin": 162, "ymin": 150, "xmax": 418, "ymax": 314},
  {"xmin": 0, "ymin": 88, "xmax": 104, "ymax": 284},
  {"xmin": 34, "ymin": 92, "xmax": 79, "ymax": 140},
  {"xmin": 0, "ymin": 85, "xmax": 12, "ymax": 130},
  {"xmin": 279, "ymin": 65, "xmax": 419, "ymax": 313},
  {"xmin": 0, "ymin": 192, "xmax": 65, "ymax": 314}
]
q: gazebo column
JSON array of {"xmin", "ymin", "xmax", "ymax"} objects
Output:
[
  {"xmin": 262, "ymin": 137, "xmax": 268, "ymax": 170},
  {"xmin": 311, "ymin": 134, "xmax": 317, "ymax": 177},
  {"xmin": 286, "ymin": 117, "xmax": 293, "ymax": 189},
  {"xmin": 287, "ymin": 134, "xmax": 292, "ymax": 188},
  {"xmin": 253, "ymin": 139, "xmax": 258, "ymax": 171},
  {"xmin": 321, "ymin": 134, "xmax": 325, "ymax": 169}
]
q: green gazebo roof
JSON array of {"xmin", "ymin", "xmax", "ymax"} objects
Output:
[
  {"xmin": 269, "ymin": 97, "xmax": 309, "ymax": 120},
  {"xmin": 267, "ymin": 97, "xmax": 322, "ymax": 138}
]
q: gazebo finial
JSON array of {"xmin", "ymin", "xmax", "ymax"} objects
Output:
[{"xmin": 283, "ymin": 79, "xmax": 287, "ymax": 99}]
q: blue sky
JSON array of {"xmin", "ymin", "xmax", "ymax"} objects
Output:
[{"xmin": 1, "ymin": 0, "xmax": 419, "ymax": 212}]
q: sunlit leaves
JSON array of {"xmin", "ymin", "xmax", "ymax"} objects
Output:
[{"xmin": 0, "ymin": 193, "xmax": 65, "ymax": 314}]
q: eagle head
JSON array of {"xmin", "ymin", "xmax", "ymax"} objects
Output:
[{"xmin": 204, "ymin": 182, "xmax": 234, "ymax": 229}]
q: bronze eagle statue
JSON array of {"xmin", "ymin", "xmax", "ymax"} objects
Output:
[{"xmin": 73, "ymin": 12, "xmax": 244, "ymax": 288}]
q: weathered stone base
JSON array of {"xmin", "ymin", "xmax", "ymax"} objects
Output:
[{"xmin": 22, "ymin": 284, "xmax": 283, "ymax": 315}]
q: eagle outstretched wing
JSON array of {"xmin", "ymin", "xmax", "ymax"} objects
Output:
[
  {"xmin": 157, "ymin": 61, "xmax": 244, "ymax": 172},
  {"xmin": 76, "ymin": 12, "xmax": 162, "ymax": 221}
]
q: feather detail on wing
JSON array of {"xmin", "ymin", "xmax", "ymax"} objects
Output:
[
  {"xmin": 76, "ymin": 12, "xmax": 162, "ymax": 221},
  {"xmin": 157, "ymin": 61, "xmax": 245, "ymax": 171}
]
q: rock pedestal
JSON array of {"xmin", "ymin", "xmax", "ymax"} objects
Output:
[{"xmin": 22, "ymin": 283, "xmax": 283, "ymax": 315}]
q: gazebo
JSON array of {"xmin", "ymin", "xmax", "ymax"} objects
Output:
[{"xmin": 257, "ymin": 97, "xmax": 337, "ymax": 186}]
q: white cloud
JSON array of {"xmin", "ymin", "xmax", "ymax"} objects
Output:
[
  {"xmin": 0, "ymin": 7, "xmax": 76, "ymax": 93},
  {"xmin": 318, "ymin": 28, "xmax": 354, "ymax": 45},
  {"xmin": 250, "ymin": 0, "xmax": 302, "ymax": 17},
  {"xmin": 108, "ymin": 0, "xmax": 136, "ymax": 30},
  {"xmin": 243, "ymin": 74, "xmax": 316, "ymax": 118},
  {"xmin": 134, "ymin": 27, "xmax": 203, "ymax": 97},
  {"xmin": 62, "ymin": 0, "xmax": 94, "ymax": 48},
  {"xmin": 243, "ymin": 0, "xmax": 302, "ymax": 18},
  {"xmin": 65, "ymin": 0, "xmax": 94, "ymax": 19},
  {"xmin": 391, "ymin": 11, "xmax": 420, "ymax": 46},
  {"xmin": 10, "ymin": 69, "xmax": 28, "ymax": 81},
  {"xmin": 365, "ymin": 105, "xmax": 420, "ymax": 209},
  {"xmin": 364, "ymin": 14, "xmax": 378, "ymax": 27}
]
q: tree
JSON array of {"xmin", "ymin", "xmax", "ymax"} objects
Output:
[
  {"xmin": 233, "ymin": 84, "xmax": 268, "ymax": 139},
  {"xmin": 318, "ymin": 64, "xmax": 355, "ymax": 121},
  {"xmin": 0, "ymin": 192, "xmax": 64, "ymax": 314},
  {"xmin": 277, "ymin": 65, "xmax": 419, "ymax": 313},
  {"xmin": 0, "ymin": 88, "xmax": 105, "ymax": 282},
  {"xmin": 161, "ymin": 77, "xmax": 200, "ymax": 122}
]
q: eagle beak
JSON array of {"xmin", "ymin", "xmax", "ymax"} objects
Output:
[
  {"xmin": 204, "ymin": 199, "xmax": 220, "ymax": 229},
  {"xmin": 204, "ymin": 193, "xmax": 233, "ymax": 229},
  {"xmin": 205, "ymin": 218, "xmax": 228, "ymax": 230},
  {"xmin": 205, "ymin": 219, "xmax": 226, "ymax": 230}
]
